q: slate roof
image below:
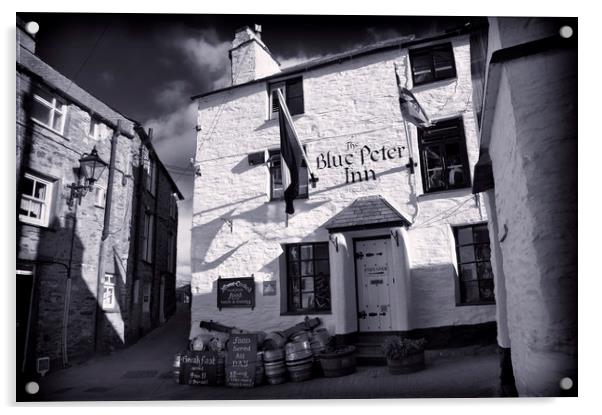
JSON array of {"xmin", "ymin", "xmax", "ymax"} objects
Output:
[{"xmin": 324, "ymin": 195, "xmax": 411, "ymax": 233}]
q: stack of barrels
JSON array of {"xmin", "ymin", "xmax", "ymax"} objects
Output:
[
  {"xmin": 285, "ymin": 338, "xmax": 314, "ymax": 382},
  {"xmin": 263, "ymin": 348, "xmax": 286, "ymax": 385}
]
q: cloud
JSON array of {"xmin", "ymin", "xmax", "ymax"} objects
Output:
[
  {"xmin": 174, "ymin": 28, "xmax": 232, "ymax": 90},
  {"xmin": 153, "ymin": 80, "xmax": 192, "ymax": 111},
  {"xmin": 276, "ymin": 52, "xmax": 333, "ymax": 69}
]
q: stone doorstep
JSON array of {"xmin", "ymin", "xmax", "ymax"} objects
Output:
[{"xmin": 353, "ymin": 342, "xmax": 498, "ymax": 365}]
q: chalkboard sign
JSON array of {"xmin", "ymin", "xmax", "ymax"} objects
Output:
[
  {"xmin": 217, "ymin": 276, "xmax": 255, "ymax": 310},
  {"xmin": 225, "ymin": 333, "xmax": 257, "ymax": 388},
  {"xmin": 178, "ymin": 351, "xmax": 219, "ymax": 386}
]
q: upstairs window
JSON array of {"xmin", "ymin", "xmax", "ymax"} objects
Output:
[
  {"xmin": 285, "ymin": 243, "xmax": 331, "ymax": 313},
  {"xmin": 142, "ymin": 212, "xmax": 154, "ymax": 263},
  {"xmin": 453, "ymin": 223, "xmax": 495, "ymax": 305},
  {"xmin": 144, "ymin": 158, "xmax": 157, "ymax": 196},
  {"xmin": 267, "ymin": 148, "xmax": 308, "ymax": 201},
  {"xmin": 409, "ymin": 43, "xmax": 456, "ymax": 86},
  {"xmin": 19, "ymin": 172, "xmax": 54, "ymax": 227},
  {"xmin": 269, "ymin": 77, "xmax": 304, "ymax": 119},
  {"xmin": 418, "ymin": 117, "xmax": 471, "ymax": 193},
  {"xmin": 169, "ymin": 195, "xmax": 177, "ymax": 219},
  {"xmin": 31, "ymin": 88, "xmax": 67, "ymax": 134},
  {"xmin": 102, "ymin": 274, "xmax": 116, "ymax": 310},
  {"xmin": 88, "ymin": 117, "xmax": 103, "ymax": 140}
]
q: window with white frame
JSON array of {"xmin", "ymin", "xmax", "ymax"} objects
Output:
[
  {"xmin": 167, "ymin": 232, "xmax": 176, "ymax": 274},
  {"xmin": 31, "ymin": 88, "xmax": 67, "ymax": 134},
  {"xmin": 267, "ymin": 148, "xmax": 308, "ymax": 201},
  {"xmin": 88, "ymin": 117, "xmax": 102, "ymax": 140},
  {"xmin": 102, "ymin": 274, "xmax": 116, "ymax": 310},
  {"xmin": 142, "ymin": 211, "xmax": 154, "ymax": 263},
  {"xmin": 19, "ymin": 172, "xmax": 54, "ymax": 227},
  {"xmin": 94, "ymin": 184, "xmax": 106, "ymax": 208},
  {"xmin": 144, "ymin": 158, "xmax": 157, "ymax": 196}
]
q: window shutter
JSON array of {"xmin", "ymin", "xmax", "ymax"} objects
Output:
[{"xmin": 286, "ymin": 78, "xmax": 304, "ymax": 116}]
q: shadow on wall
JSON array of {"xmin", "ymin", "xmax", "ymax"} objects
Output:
[{"xmin": 16, "ymin": 88, "xmax": 125, "ymax": 401}]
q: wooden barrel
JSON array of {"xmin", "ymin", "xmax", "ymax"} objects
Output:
[
  {"xmin": 310, "ymin": 328, "xmax": 330, "ymax": 355},
  {"xmin": 318, "ymin": 345, "xmax": 356, "ymax": 378},
  {"xmin": 263, "ymin": 332, "xmax": 286, "ymax": 350},
  {"xmin": 285, "ymin": 340, "xmax": 314, "ymax": 382},
  {"xmin": 263, "ymin": 348, "xmax": 286, "ymax": 385},
  {"xmin": 290, "ymin": 330, "xmax": 311, "ymax": 343}
]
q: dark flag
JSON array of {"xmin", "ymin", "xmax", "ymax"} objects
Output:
[
  {"xmin": 394, "ymin": 65, "xmax": 431, "ymax": 127},
  {"xmin": 277, "ymin": 90, "xmax": 307, "ymax": 215}
]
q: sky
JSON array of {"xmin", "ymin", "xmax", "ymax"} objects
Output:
[{"xmin": 16, "ymin": 12, "xmax": 474, "ymax": 283}]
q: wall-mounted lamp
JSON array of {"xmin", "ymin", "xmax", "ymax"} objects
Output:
[
  {"xmin": 390, "ymin": 229, "xmax": 399, "ymax": 247},
  {"xmin": 329, "ymin": 234, "xmax": 339, "ymax": 252},
  {"xmin": 67, "ymin": 146, "xmax": 108, "ymax": 207}
]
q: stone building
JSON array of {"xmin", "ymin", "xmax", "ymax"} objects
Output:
[
  {"xmin": 471, "ymin": 17, "xmax": 578, "ymax": 396},
  {"xmin": 16, "ymin": 18, "xmax": 183, "ymax": 382},
  {"xmin": 190, "ymin": 24, "xmax": 498, "ymax": 357}
]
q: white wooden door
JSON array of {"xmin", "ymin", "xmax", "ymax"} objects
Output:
[{"xmin": 355, "ymin": 238, "xmax": 393, "ymax": 332}]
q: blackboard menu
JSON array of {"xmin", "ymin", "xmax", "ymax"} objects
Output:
[
  {"xmin": 178, "ymin": 351, "xmax": 219, "ymax": 386},
  {"xmin": 225, "ymin": 333, "xmax": 257, "ymax": 388},
  {"xmin": 217, "ymin": 277, "xmax": 255, "ymax": 310}
]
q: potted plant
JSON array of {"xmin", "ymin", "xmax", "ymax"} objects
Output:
[{"xmin": 382, "ymin": 336, "xmax": 426, "ymax": 374}]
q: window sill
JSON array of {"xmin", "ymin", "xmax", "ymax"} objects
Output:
[
  {"xmin": 455, "ymin": 301, "xmax": 495, "ymax": 307},
  {"xmin": 19, "ymin": 220, "xmax": 53, "ymax": 230},
  {"xmin": 417, "ymin": 186, "xmax": 472, "ymax": 201},
  {"xmin": 280, "ymin": 311, "xmax": 332, "ymax": 316},
  {"xmin": 31, "ymin": 118, "xmax": 68, "ymax": 139},
  {"xmin": 411, "ymin": 76, "xmax": 457, "ymax": 91}
]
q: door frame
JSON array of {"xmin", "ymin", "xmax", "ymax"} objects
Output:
[{"xmin": 352, "ymin": 234, "xmax": 392, "ymax": 333}]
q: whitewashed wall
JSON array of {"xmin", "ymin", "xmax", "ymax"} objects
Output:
[{"xmin": 190, "ymin": 35, "xmax": 496, "ymax": 339}]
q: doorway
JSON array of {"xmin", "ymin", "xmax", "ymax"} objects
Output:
[{"xmin": 354, "ymin": 236, "xmax": 393, "ymax": 332}]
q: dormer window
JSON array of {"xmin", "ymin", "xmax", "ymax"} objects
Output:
[
  {"xmin": 268, "ymin": 77, "xmax": 304, "ymax": 119},
  {"xmin": 31, "ymin": 88, "xmax": 67, "ymax": 134}
]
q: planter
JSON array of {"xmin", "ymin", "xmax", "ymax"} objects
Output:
[
  {"xmin": 386, "ymin": 351, "xmax": 425, "ymax": 375},
  {"xmin": 318, "ymin": 345, "xmax": 356, "ymax": 377}
]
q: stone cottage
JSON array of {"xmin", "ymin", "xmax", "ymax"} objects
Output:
[
  {"xmin": 16, "ymin": 18, "xmax": 184, "ymax": 383},
  {"xmin": 190, "ymin": 24, "xmax": 498, "ymax": 358}
]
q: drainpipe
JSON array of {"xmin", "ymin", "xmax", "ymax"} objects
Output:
[{"xmin": 94, "ymin": 119, "xmax": 121, "ymax": 352}]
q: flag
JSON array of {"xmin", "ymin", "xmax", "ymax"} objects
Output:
[
  {"xmin": 395, "ymin": 67, "xmax": 431, "ymax": 127},
  {"xmin": 277, "ymin": 90, "xmax": 306, "ymax": 215}
]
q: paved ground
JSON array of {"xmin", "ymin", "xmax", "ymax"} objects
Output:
[{"xmin": 24, "ymin": 306, "xmax": 502, "ymax": 401}]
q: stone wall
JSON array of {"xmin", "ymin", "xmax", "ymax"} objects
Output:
[
  {"xmin": 190, "ymin": 35, "xmax": 496, "ymax": 339},
  {"xmin": 487, "ymin": 47, "xmax": 577, "ymax": 396}
]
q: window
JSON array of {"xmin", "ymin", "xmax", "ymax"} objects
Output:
[
  {"xmin": 268, "ymin": 77, "xmax": 304, "ymax": 119},
  {"xmin": 418, "ymin": 117, "xmax": 471, "ymax": 193},
  {"xmin": 169, "ymin": 195, "xmax": 177, "ymax": 219},
  {"xmin": 285, "ymin": 242, "xmax": 331, "ymax": 313},
  {"xmin": 409, "ymin": 43, "xmax": 456, "ymax": 86},
  {"xmin": 31, "ymin": 88, "xmax": 67, "ymax": 134},
  {"xmin": 144, "ymin": 158, "xmax": 157, "ymax": 196},
  {"xmin": 94, "ymin": 184, "xmax": 106, "ymax": 208},
  {"xmin": 19, "ymin": 172, "xmax": 53, "ymax": 227},
  {"xmin": 167, "ymin": 232, "xmax": 176, "ymax": 274},
  {"xmin": 88, "ymin": 117, "xmax": 102, "ymax": 140},
  {"xmin": 102, "ymin": 274, "xmax": 116, "ymax": 310},
  {"xmin": 268, "ymin": 149, "xmax": 308, "ymax": 200},
  {"xmin": 142, "ymin": 212, "xmax": 154, "ymax": 263},
  {"xmin": 453, "ymin": 223, "xmax": 495, "ymax": 305}
]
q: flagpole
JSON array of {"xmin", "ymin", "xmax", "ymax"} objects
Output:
[{"xmin": 276, "ymin": 90, "xmax": 317, "ymax": 185}]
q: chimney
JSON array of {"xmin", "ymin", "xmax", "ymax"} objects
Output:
[{"xmin": 229, "ymin": 25, "xmax": 280, "ymax": 86}]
